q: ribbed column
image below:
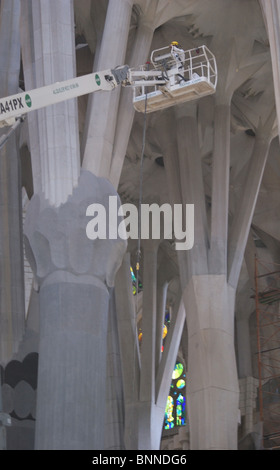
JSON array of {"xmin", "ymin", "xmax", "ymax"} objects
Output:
[
  {"xmin": 105, "ymin": 291, "xmax": 125, "ymax": 450},
  {"xmin": 82, "ymin": 0, "xmax": 133, "ymax": 178},
  {"xmin": 0, "ymin": 0, "xmax": 25, "ymax": 364},
  {"xmin": 25, "ymin": 0, "xmax": 80, "ymax": 206},
  {"xmin": 24, "ymin": 171, "xmax": 127, "ymax": 449},
  {"xmin": 184, "ymin": 275, "xmax": 239, "ymax": 450},
  {"xmin": 36, "ymin": 279, "xmax": 109, "ymax": 450}
]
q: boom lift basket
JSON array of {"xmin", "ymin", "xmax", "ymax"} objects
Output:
[{"xmin": 131, "ymin": 45, "xmax": 217, "ymax": 113}]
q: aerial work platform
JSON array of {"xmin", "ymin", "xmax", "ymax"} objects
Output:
[
  {"xmin": 131, "ymin": 45, "xmax": 218, "ymax": 113},
  {"xmin": 0, "ymin": 44, "xmax": 217, "ymax": 130}
]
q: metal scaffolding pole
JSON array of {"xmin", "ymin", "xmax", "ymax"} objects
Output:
[{"xmin": 255, "ymin": 256, "xmax": 280, "ymax": 450}]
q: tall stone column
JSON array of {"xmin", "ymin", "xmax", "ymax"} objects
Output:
[
  {"xmin": 21, "ymin": 0, "xmax": 80, "ymax": 207},
  {"xmin": 138, "ymin": 240, "xmax": 160, "ymax": 450},
  {"xmin": 24, "ymin": 171, "xmax": 127, "ymax": 449},
  {"xmin": 109, "ymin": 1, "xmax": 160, "ymax": 188},
  {"xmin": 174, "ymin": 107, "xmax": 239, "ymax": 450},
  {"xmin": 105, "ymin": 290, "xmax": 125, "ymax": 450},
  {"xmin": 158, "ymin": 106, "xmax": 240, "ymax": 449},
  {"xmin": 82, "ymin": 0, "xmax": 133, "ymax": 179},
  {"xmin": 209, "ymin": 100, "xmax": 231, "ymax": 274},
  {"xmin": 0, "ymin": 0, "xmax": 25, "ymax": 364},
  {"xmin": 183, "ymin": 276, "xmax": 239, "ymax": 450}
]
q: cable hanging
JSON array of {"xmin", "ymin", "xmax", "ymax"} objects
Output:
[{"xmin": 136, "ymin": 65, "xmax": 149, "ymax": 295}]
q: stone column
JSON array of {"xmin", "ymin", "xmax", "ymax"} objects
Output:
[
  {"xmin": 105, "ymin": 290, "xmax": 125, "ymax": 450},
  {"xmin": 184, "ymin": 275, "xmax": 239, "ymax": 450},
  {"xmin": 114, "ymin": 253, "xmax": 140, "ymax": 450},
  {"xmin": 0, "ymin": 0, "xmax": 25, "ymax": 364},
  {"xmin": 22, "ymin": 0, "xmax": 80, "ymax": 207},
  {"xmin": 228, "ymin": 128, "xmax": 275, "ymax": 288},
  {"xmin": 137, "ymin": 240, "xmax": 159, "ymax": 449},
  {"xmin": 209, "ymin": 100, "xmax": 231, "ymax": 274},
  {"xmin": 109, "ymin": 2, "xmax": 160, "ymax": 188},
  {"xmin": 24, "ymin": 171, "xmax": 127, "ymax": 449},
  {"xmin": 158, "ymin": 105, "xmax": 240, "ymax": 449},
  {"xmin": 82, "ymin": 0, "xmax": 133, "ymax": 179}
]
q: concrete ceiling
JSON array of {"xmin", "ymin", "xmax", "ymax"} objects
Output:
[
  {"xmin": 74, "ymin": 0, "xmax": 280, "ymax": 281},
  {"xmin": 74, "ymin": 0, "xmax": 280, "ymax": 252}
]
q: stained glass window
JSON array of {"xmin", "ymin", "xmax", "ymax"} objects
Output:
[
  {"xmin": 138, "ymin": 309, "xmax": 171, "ymax": 350},
  {"xmin": 130, "ymin": 266, "xmax": 143, "ymax": 295},
  {"xmin": 164, "ymin": 361, "xmax": 186, "ymax": 430}
]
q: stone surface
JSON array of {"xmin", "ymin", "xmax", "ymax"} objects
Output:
[
  {"xmin": 2, "ymin": 0, "xmax": 280, "ymax": 451},
  {"xmin": 24, "ymin": 170, "xmax": 127, "ymax": 449}
]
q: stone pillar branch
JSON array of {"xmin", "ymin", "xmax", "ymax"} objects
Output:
[
  {"xmin": 156, "ymin": 110, "xmax": 191, "ymax": 287},
  {"xmin": 155, "ymin": 293, "xmax": 185, "ymax": 408},
  {"xmin": 139, "ymin": 240, "xmax": 158, "ymax": 404},
  {"xmin": 227, "ymin": 132, "xmax": 273, "ymax": 289},
  {"xmin": 208, "ymin": 102, "xmax": 231, "ymax": 275},
  {"xmin": 82, "ymin": 0, "xmax": 133, "ymax": 179},
  {"xmin": 109, "ymin": 8, "xmax": 158, "ymax": 189},
  {"xmin": 155, "ymin": 279, "xmax": 168, "ymax": 373},
  {"xmin": 176, "ymin": 109, "xmax": 209, "ymax": 275}
]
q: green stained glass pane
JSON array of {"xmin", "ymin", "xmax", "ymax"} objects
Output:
[
  {"xmin": 165, "ymin": 395, "xmax": 174, "ymax": 427},
  {"xmin": 172, "ymin": 362, "xmax": 184, "ymax": 379}
]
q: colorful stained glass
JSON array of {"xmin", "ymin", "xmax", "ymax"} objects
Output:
[
  {"xmin": 176, "ymin": 379, "xmax": 185, "ymax": 389},
  {"xmin": 130, "ymin": 266, "xmax": 136, "ymax": 280},
  {"xmin": 130, "ymin": 266, "xmax": 143, "ymax": 295},
  {"xmin": 164, "ymin": 396, "xmax": 175, "ymax": 429},
  {"xmin": 176, "ymin": 394, "xmax": 186, "ymax": 426},
  {"xmin": 172, "ymin": 362, "xmax": 184, "ymax": 380},
  {"xmin": 164, "ymin": 362, "xmax": 186, "ymax": 431}
]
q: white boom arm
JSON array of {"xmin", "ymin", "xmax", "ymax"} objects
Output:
[
  {"xmin": 0, "ymin": 45, "xmax": 217, "ymax": 126},
  {"xmin": 0, "ymin": 65, "xmax": 132, "ymax": 127}
]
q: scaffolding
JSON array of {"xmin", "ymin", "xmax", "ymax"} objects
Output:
[{"xmin": 255, "ymin": 257, "xmax": 280, "ymax": 450}]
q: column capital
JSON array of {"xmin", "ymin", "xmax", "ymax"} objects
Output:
[{"xmin": 24, "ymin": 170, "xmax": 127, "ymax": 290}]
